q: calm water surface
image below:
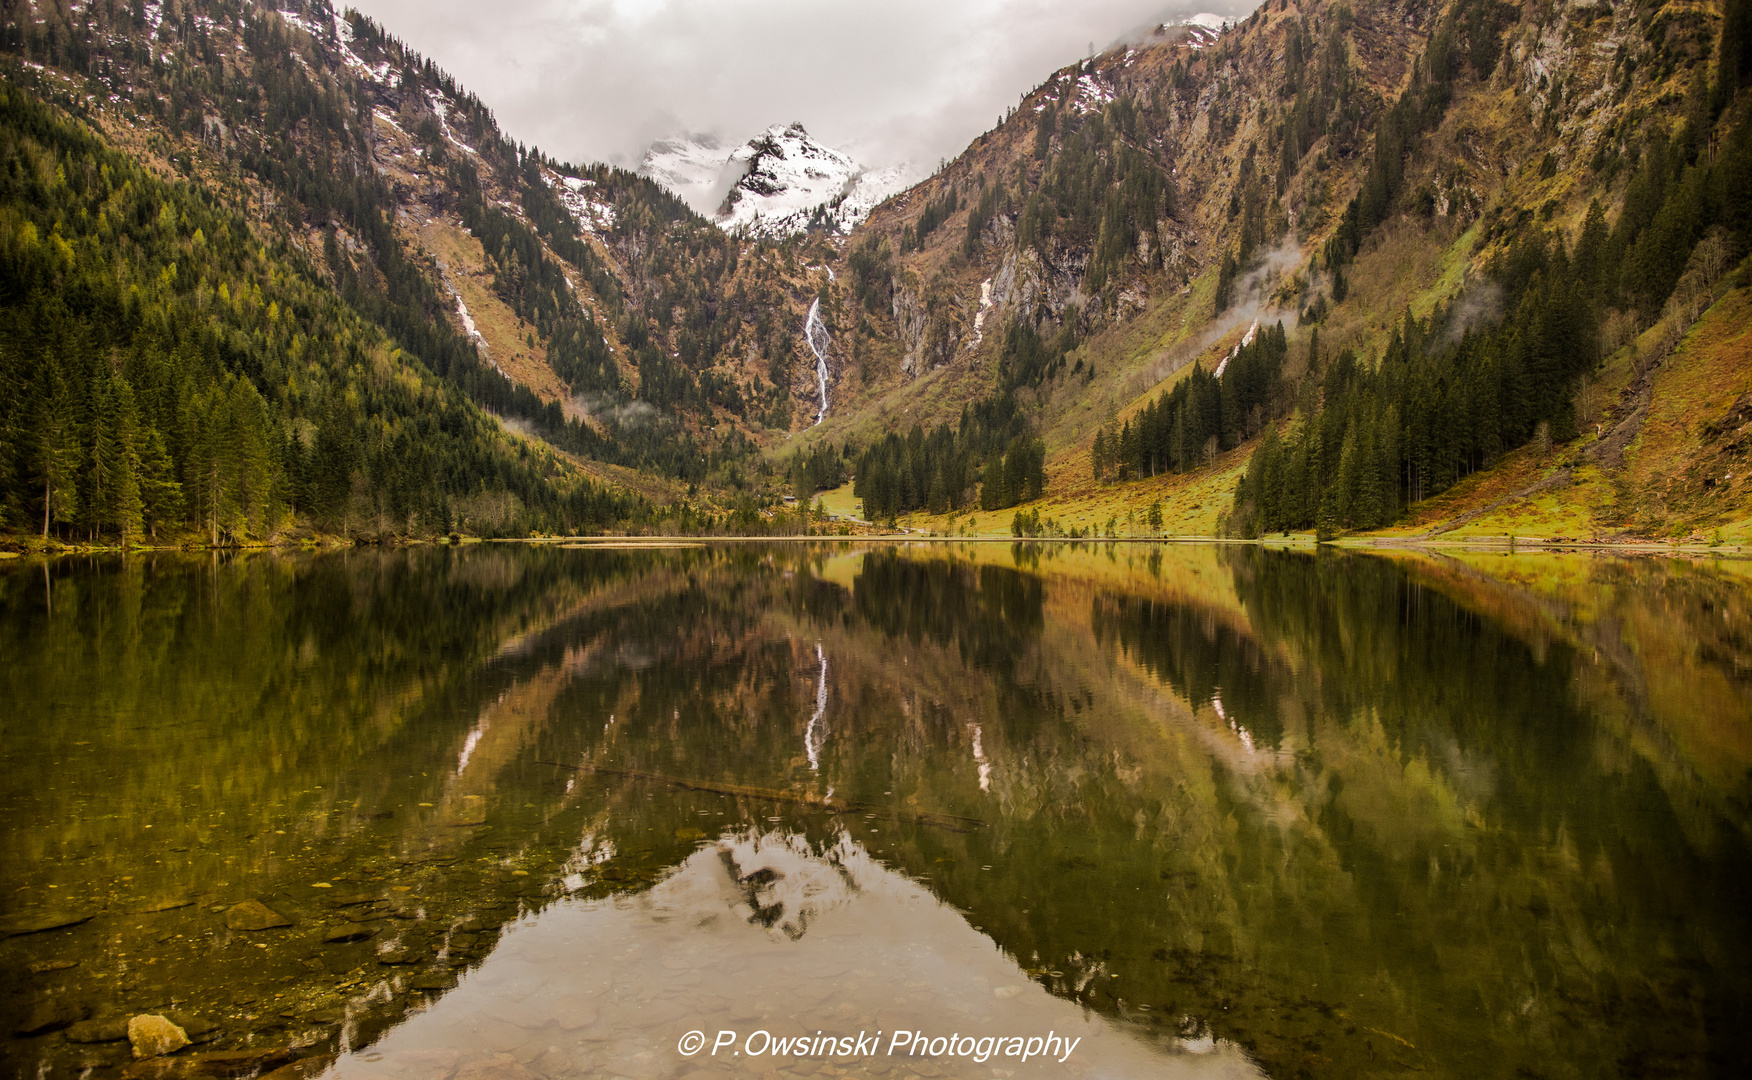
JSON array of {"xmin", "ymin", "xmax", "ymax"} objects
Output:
[{"xmin": 2, "ymin": 544, "xmax": 1749, "ymax": 1079}]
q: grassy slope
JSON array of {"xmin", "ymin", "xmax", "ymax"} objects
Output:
[
  {"xmin": 1369, "ymin": 281, "xmax": 1752, "ymax": 543},
  {"xmin": 883, "ymin": 273, "xmax": 1752, "ymax": 544}
]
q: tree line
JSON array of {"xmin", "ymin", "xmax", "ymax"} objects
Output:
[
  {"xmin": 852, "ymin": 396, "xmax": 1044, "ymax": 521},
  {"xmin": 1093, "ymin": 322, "xmax": 1289, "ymax": 482}
]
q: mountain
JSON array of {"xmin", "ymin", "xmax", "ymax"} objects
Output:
[
  {"xmin": 642, "ymin": 123, "xmax": 916, "ymax": 238},
  {"xmin": 638, "ymin": 132, "xmax": 737, "ymax": 216},
  {"xmin": 1, "ymin": 0, "xmax": 856, "ymax": 544},
  {"xmin": 807, "ymin": 0, "xmax": 1752, "ymax": 543},
  {"xmin": 717, "ymin": 123, "xmax": 916, "ymax": 237},
  {"xmin": 2, "ymin": 0, "xmax": 1750, "ymax": 547}
]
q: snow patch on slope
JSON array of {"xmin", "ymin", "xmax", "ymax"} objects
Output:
[
  {"xmin": 547, "ymin": 172, "xmax": 617, "ymax": 234},
  {"xmin": 429, "ymin": 96, "xmax": 477, "ymax": 156},
  {"xmin": 332, "ymin": 12, "xmax": 395, "ymax": 85},
  {"xmin": 439, "ymin": 261, "xmax": 495, "ymax": 371},
  {"xmin": 1163, "ymin": 13, "xmax": 1232, "ymax": 50}
]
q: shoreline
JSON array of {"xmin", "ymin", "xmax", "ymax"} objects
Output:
[{"xmin": 5, "ymin": 534, "xmax": 1747, "ymax": 557}]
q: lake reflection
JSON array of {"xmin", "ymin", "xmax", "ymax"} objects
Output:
[{"xmin": 2, "ymin": 544, "xmax": 1749, "ymax": 1080}]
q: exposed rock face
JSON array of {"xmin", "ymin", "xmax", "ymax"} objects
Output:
[{"xmin": 127, "ymin": 1014, "xmax": 190, "ymax": 1059}]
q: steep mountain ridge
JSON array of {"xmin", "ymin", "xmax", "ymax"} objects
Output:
[
  {"xmin": 3, "ymin": 0, "xmax": 1750, "ymax": 544},
  {"xmin": 2, "ymin": 0, "xmax": 866, "ymax": 542},
  {"xmin": 796, "ymin": 0, "xmax": 1752, "ymax": 541}
]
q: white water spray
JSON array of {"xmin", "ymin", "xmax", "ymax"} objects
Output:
[
  {"xmin": 804, "ymin": 299, "xmax": 832, "ymax": 426},
  {"xmin": 968, "ymin": 722, "xmax": 992, "ymax": 793},
  {"xmin": 804, "ymin": 643, "xmax": 829, "ymax": 770}
]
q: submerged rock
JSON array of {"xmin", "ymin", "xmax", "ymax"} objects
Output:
[
  {"xmin": 0, "ymin": 909, "xmax": 95, "ymax": 937},
  {"xmin": 15, "ymin": 995, "xmax": 92, "ymax": 1035},
  {"xmin": 127, "ymin": 1014, "xmax": 189, "ymax": 1058},
  {"xmin": 133, "ymin": 898, "xmax": 195, "ymax": 914},
  {"xmin": 224, "ymin": 900, "xmax": 291, "ymax": 931},
  {"xmin": 259, "ymin": 1054, "xmax": 335, "ymax": 1080},
  {"xmin": 65, "ymin": 1016, "xmax": 132, "ymax": 1043},
  {"xmin": 443, "ymin": 796, "xmax": 487, "ymax": 827},
  {"xmin": 120, "ymin": 1047, "xmax": 297, "ymax": 1079},
  {"xmin": 163, "ymin": 1012, "xmax": 219, "ymax": 1043},
  {"xmin": 376, "ymin": 942, "xmax": 423, "ymax": 964}
]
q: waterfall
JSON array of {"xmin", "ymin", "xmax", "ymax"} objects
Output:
[
  {"xmin": 804, "ymin": 643, "xmax": 829, "ymax": 770},
  {"xmin": 804, "ymin": 299, "xmax": 831, "ymax": 426}
]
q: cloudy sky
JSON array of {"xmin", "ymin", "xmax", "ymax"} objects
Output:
[{"xmin": 344, "ymin": 0, "xmax": 1256, "ymax": 176}]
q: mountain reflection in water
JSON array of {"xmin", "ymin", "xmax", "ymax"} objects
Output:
[
  {"xmin": 1, "ymin": 544, "xmax": 1748, "ymax": 1080},
  {"xmin": 327, "ymin": 831, "xmax": 1261, "ymax": 1079}
]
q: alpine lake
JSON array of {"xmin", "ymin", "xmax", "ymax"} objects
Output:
[{"xmin": 2, "ymin": 542, "xmax": 1749, "ymax": 1080}]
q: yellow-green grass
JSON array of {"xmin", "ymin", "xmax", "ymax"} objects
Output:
[
  {"xmin": 1616, "ymin": 285, "xmax": 1752, "ymax": 540},
  {"xmin": 416, "ymin": 220, "xmax": 570, "ymax": 405},
  {"xmin": 892, "ymin": 442, "xmax": 1253, "ymax": 538},
  {"xmin": 816, "ymin": 482, "xmax": 865, "ymax": 522}
]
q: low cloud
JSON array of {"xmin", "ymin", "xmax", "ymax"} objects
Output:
[
  {"xmin": 344, "ymin": 1, "xmax": 1259, "ymax": 174},
  {"xmin": 1439, "ymin": 280, "xmax": 1504, "ymax": 347},
  {"xmin": 576, "ymin": 395, "xmax": 657, "ymax": 429}
]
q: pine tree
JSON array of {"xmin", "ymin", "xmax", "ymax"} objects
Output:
[
  {"xmin": 112, "ymin": 380, "xmax": 146, "ymax": 546},
  {"xmin": 33, "ymin": 371, "xmax": 82, "ymax": 540},
  {"xmin": 138, "ymin": 426, "xmax": 183, "ymax": 539}
]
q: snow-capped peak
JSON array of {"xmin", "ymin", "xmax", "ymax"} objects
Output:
[
  {"xmin": 1168, "ymin": 12, "xmax": 1235, "ymax": 34},
  {"xmin": 640, "ymin": 134, "xmax": 740, "ymax": 217},
  {"xmin": 640, "ymin": 124, "xmax": 914, "ymax": 239},
  {"xmin": 1161, "ymin": 12, "xmax": 1233, "ymax": 49}
]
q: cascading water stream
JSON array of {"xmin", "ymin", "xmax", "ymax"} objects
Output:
[
  {"xmin": 804, "ymin": 299, "xmax": 832, "ymax": 426},
  {"xmin": 804, "ymin": 643, "xmax": 829, "ymax": 770}
]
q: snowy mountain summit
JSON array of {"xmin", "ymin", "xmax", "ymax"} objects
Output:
[
  {"xmin": 1159, "ymin": 12, "xmax": 1234, "ymax": 48},
  {"xmin": 640, "ymin": 133, "xmax": 740, "ymax": 217},
  {"xmin": 640, "ymin": 123, "xmax": 913, "ymax": 238}
]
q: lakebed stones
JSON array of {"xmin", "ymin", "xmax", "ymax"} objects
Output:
[
  {"xmin": 14, "ymin": 995, "xmax": 92, "ymax": 1035},
  {"xmin": 375, "ymin": 940, "xmax": 424, "ymax": 964},
  {"xmin": 223, "ymin": 900, "xmax": 291, "ymax": 932},
  {"xmin": 163, "ymin": 1012, "xmax": 219, "ymax": 1043},
  {"xmin": 119, "ymin": 1047, "xmax": 298, "ymax": 1079},
  {"xmin": 132, "ymin": 897, "xmax": 195, "ymax": 915},
  {"xmin": 127, "ymin": 1014, "xmax": 190, "ymax": 1059},
  {"xmin": 259, "ymin": 1055, "xmax": 335, "ymax": 1080},
  {"xmin": 0, "ymin": 909, "xmax": 96, "ymax": 937},
  {"xmin": 65, "ymin": 1016, "xmax": 132, "ymax": 1043},
  {"xmin": 443, "ymin": 795, "xmax": 488, "ymax": 827}
]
